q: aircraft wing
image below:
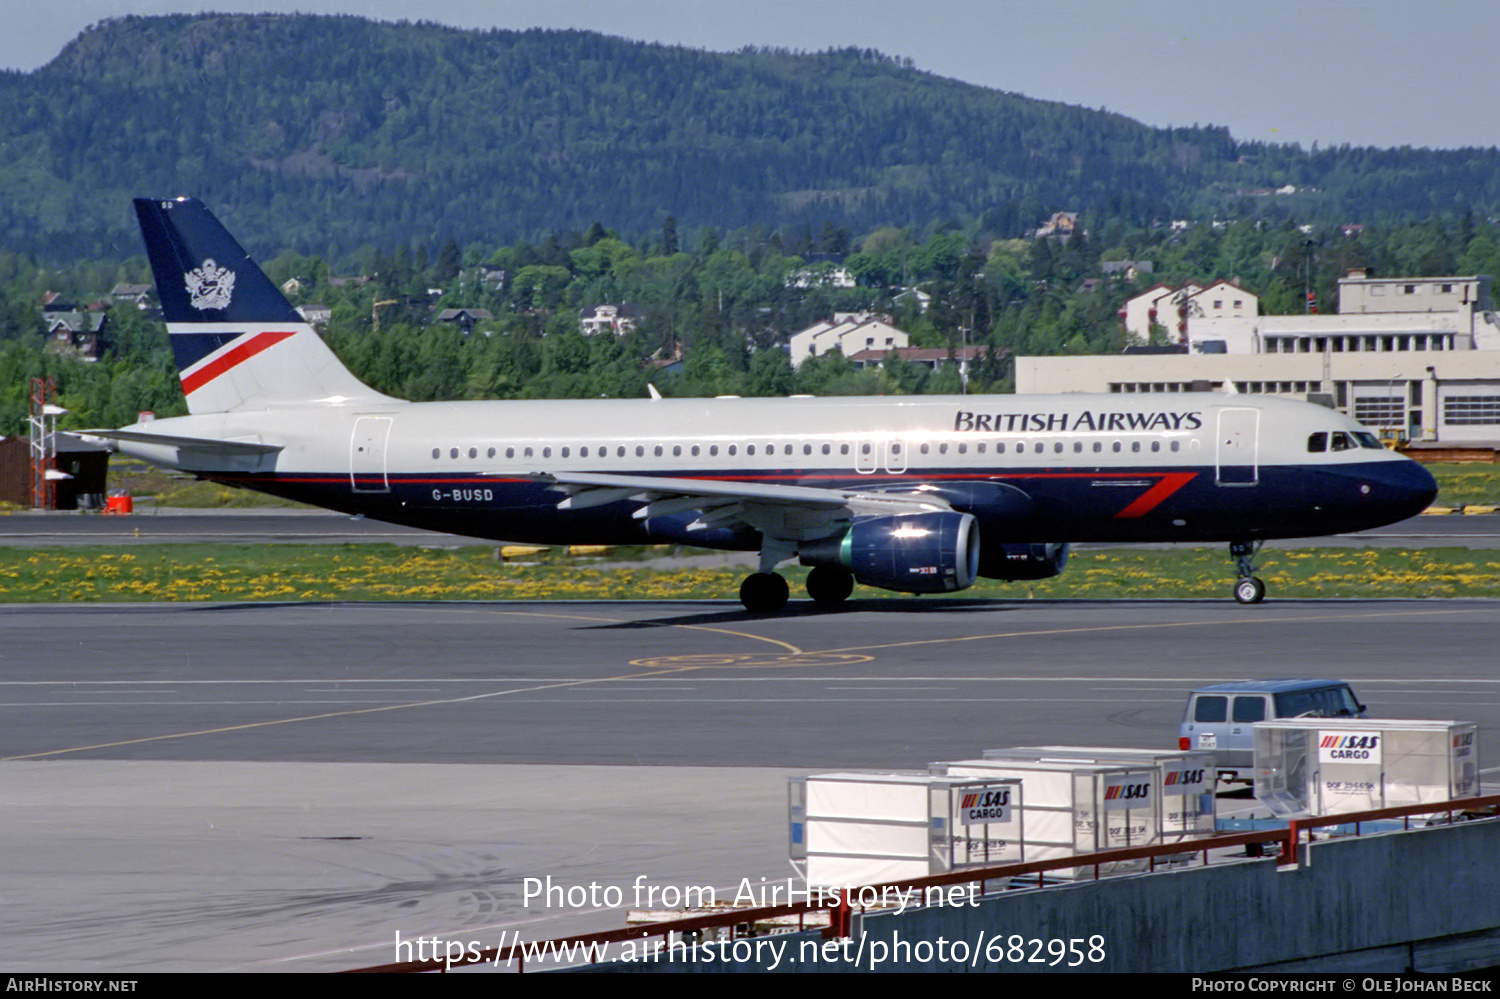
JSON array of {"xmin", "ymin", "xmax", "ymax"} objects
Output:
[{"xmin": 529, "ymin": 470, "xmax": 953, "ymax": 539}]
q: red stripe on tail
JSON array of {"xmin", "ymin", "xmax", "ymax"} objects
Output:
[{"xmin": 180, "ymin": 330, "xmax": 297, "ymax": 395}]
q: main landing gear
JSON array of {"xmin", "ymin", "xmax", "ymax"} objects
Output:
[
  {"xmin": 738, "ymin": 566, "xmax": 856, "ymax": 612},
  {"xmin": 1230, "ymin": 540, "xmax": 1266, "ymax": 604},
  {"xmin": 806, "ymin": 566, "xmax": 854, "ymax": 606},
  {"xmin": 739, "ymin": 572, "xmax": 789, "ymax": 612}
]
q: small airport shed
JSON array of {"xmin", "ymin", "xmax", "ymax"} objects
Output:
[{"xmin": 0, "ymin": 435, "xmax": 110, "ymax": 509}]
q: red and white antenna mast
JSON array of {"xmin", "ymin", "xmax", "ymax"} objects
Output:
[{"xmin": 27, "ymin": 377, "xmax": 65, "ymax": 509}]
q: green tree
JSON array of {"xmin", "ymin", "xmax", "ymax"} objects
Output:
[
  {"xmin": 746, "ymin": 348, "xmax": 794, "ymax": 397},
  {"xmin": 434, "ymin": 238, "xmax": 461, "ymax": 284}
]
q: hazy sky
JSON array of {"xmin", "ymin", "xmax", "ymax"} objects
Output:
[{"xmin": 7, "ymin": 0, "xmax": 1497, "ymax": 151}]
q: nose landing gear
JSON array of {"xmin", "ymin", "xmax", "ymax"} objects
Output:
[{"xmin": 1230, "ymin": 540, "xmax": 1266, "ymax": 604}]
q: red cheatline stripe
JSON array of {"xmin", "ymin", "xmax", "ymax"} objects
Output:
[
  {"xmin": 1112, "ymin": 471, "xmax": 1197, "ymax": 519},
  {"xmin": 181, "ymin": 330, "xmax": 297, "ymax": 395}
]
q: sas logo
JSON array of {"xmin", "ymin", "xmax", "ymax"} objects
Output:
[
  {"xmin": 1164, "ymin": 768, "xmax": 1207, "ymax": 789},
  {"xmin": 958, "ymin": 788, "xmax": 1013, "ymax": 824},
  {"xmin": 960, "ymin": 789, "xmax": 1012, "ymax": 809},
  {"xmin": 185, "ymin": 258, "xmax": 236, "ymax": 311},
  {"xmin": 1103, "ymin": 780, "xmax": 1152, "ymax": 809},
  {"xmin": 1318, "ymin": 732, "xmax": 1382, "ymax": 763}
]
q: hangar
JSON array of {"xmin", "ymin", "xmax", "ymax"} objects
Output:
[{"xmin": 1018, "ymin": 271, "xmax": 1500, "ymax": 443}]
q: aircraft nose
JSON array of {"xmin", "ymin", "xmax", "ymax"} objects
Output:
[{"xmin": 1360, "ymin": 458, "xmax": 1438, "ymax": 522}]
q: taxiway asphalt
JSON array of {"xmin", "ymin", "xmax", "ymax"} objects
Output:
[{"xmin": 4, "ymin": 598, "xmax": 1496, "ymax": 767}]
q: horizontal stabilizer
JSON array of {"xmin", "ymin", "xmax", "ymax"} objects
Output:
[{"xmin": 79, "ymin": 428, "xmax": 284, "ymax": 456}]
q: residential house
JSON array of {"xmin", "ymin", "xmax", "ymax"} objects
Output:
[
  {"xmin": 43, "ymin": 310, "xmax": 110, "ymax": 361},
  {"xmin": 845, "ymin": 344, "xmax": 999, "ymax": 381},
  {"xmin": 788, "ymin": 312, "xmax": 910, "ymax": 368},
  {"xmin": 1035, "ymin": 212, "xmax": 1081, "ymax": 239},
  {"xmin": 296, "ymin": 304, "xmax": 332, "ymax": 327},
  {"xmin": 110, "ymin": 283, "xmax": 152, "ymax": 309},
  {"xmin": 579, "ymin": 304, "xmax": 641, "ymax": 337},
  {"xmin": 1119, "ymin": 281, "xmax": 1260, "ymax": 351},
  {"xmin": 786, "ymin": 263, "xmax": 856, "ymax": 289},
  {"xmin": 435, "ymin": 308, "xmax": 494, "ymax": 336},
  {"xmin": 1100, "ymin": 260, "xmax": 1155, "ymax": 282}
]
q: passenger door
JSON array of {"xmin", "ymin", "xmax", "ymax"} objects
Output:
[
  {"xmin": 350, "ymin": 416, "xmax": 392, "ymax": 493},
  {"xmin": 1215, "ymin": 407, "xmax": 1259, "ymax": 486}
]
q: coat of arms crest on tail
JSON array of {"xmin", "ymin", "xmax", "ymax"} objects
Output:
[{"xmin": 185, "ymin": 258, "xmax": 235, "ymax": 311}]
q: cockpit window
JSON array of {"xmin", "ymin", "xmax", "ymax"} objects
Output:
[
  {"xmin": 1354, "ymin": 432, "xmax": 1383, "ymax": 449},
  {"xmin": 1330, "ymin": 432, "xmax": 1354, "ymax": 451},
  {"xmin": 1307, "ymin": 432, "xmax": 1327, "ymax": 453}
]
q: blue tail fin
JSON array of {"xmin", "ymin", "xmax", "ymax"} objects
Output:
[{"xmin": 133, "ymin": 198, "xmax": 393, "ymax": 414}]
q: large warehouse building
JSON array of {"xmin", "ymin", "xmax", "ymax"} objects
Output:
[{"xmin": 1017, "ymin": 271, "xmax": 1500, "ymax": 442}]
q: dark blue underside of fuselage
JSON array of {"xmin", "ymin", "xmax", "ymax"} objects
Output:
[{"xmin": 206, "ymin": 458, "xmax": 1436, "ymax": 562}]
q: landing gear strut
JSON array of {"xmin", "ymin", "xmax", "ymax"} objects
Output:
[{"xmin": 1230, "ymin": 540, "xmax": 1266, "ymax": 604}]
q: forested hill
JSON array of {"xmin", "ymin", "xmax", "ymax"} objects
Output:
[{"xmin": 3, "ymin": 13, "xmax": 1499, "ymax": 261}]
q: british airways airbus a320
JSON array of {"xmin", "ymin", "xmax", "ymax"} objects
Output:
[{"xmin": 93, "ymin": 198, "xmax": 1437, "ymax": 611}]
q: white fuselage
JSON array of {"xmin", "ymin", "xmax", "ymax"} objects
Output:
[{"xmin": 114, "ymin": 391, "xmax": 1434, "ymax": 548}]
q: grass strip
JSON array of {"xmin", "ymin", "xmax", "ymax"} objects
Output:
[{"xmin": 2, "ymin": 544, "xmax": 1497, "ymax": 603}]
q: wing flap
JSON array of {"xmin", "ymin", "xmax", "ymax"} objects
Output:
[
  {"xmin": 533, "ymin": 470, "xmax": 853, "ymax": 508},
  {"xmin": 530, "ymin": 470, "xmax": 953, "ymax": 541}
]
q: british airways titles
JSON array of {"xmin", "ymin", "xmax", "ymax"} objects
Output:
[{"xmin": 954, "ymin": 409, "xmax": 1205, "ymax": 434}]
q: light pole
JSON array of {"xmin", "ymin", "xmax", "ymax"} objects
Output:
[
  {"xmin": 960, "ymin": 325, "xmax": 968, "ymax": 395},
  {"xmin": 1304, "ymin": 239, "xmax": 1316, "ymax": 314},
  {"xmin": 1384, "ymin": 373, "xmax": 1404, "ymax": 445}
]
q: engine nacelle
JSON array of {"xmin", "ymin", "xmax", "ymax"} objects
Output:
[
  {"xmin": 800, "ymin": 511, "xmax": 981, "ymax": 594},
  {"xmin": 978, "ymin": 542, "xmax": 1070, "ymax": 581}
]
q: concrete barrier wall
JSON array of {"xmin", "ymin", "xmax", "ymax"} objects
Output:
[{"xmin": 581, "ymin": 818, "xmax": 1500, "ymax": 973}]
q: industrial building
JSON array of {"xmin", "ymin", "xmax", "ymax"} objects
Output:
[{"xmin": 1018, "ymin": 271, "xmax": 1500, "ymax": 442}]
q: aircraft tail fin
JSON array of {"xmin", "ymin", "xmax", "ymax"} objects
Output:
[{"xmin": 133, "ymin": 197, "xmax": 395, "ymax": 414}]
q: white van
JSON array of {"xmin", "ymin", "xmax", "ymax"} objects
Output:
[{"xmin": 1178, "ymin": 679, "xmax": 1366, "ymax": 782}]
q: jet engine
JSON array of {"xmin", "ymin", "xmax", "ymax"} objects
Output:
[
  {"xmin": 978, "ymin": 542, "xmax": 1070, "ymax": 581},
  {"xmin": 799, "ymin": 511, "xmax": 981, "ymax": 594}
]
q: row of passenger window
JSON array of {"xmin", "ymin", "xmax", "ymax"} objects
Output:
[{"xmin": 430, "ymin": 439, "xmax": 1188, "ymax": 461}]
